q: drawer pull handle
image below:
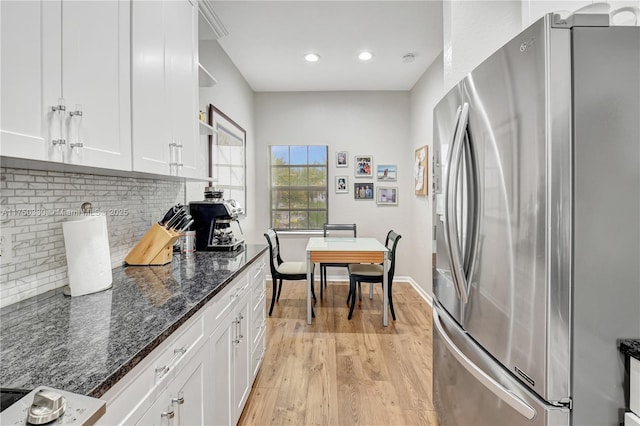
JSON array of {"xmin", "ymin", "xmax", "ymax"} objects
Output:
[{"xmin": 155, "ymin": 347, "xmax": 187, "ymax": 378}]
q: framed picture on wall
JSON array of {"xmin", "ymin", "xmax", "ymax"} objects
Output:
[
  {"xmin": 209, "ymin": 104, "xmax": 246, "ymax": 211},
  {"xmin": 377, "ymin": 187, "xmax": 398, "ymax": 205},
  {"xmin": 336, "ymin": 151, "xmax": 348, "ymax": 167},
  {"xmin": 355, "ymin": 155, "xmax": 373, "ymax": 177},
  {"xmin": 376, "ymin": 164, "xmax": 397, "ymax": 181},
  {"xmin": 336, "ymin": 176, "xmax": 348, "ymax": 193},
  {"xmin": 354, "ymin": 183, "xmax": 374, "ymax": 199},
  {"xmin": 414, "ymin": 145, "xmax": 428, "ymax": 196}
]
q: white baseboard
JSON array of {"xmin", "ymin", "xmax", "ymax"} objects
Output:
[{"xmin": 267, "ymin": 274, "xmax": 433, "ymax": 307}]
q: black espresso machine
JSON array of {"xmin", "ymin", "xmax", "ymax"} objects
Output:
[{"xmin": 189, "ymin": 187, "xmax": 244, "ymax": 251}]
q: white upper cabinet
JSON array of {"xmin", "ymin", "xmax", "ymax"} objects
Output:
[
  {"xmin": 0, "ymin": 0, "xmax": 131, "ymax": 170},
  {"xmin": 132, "ymin": 0, "xmax": 199, "ymax": 178},
  {"xmin": 62, "ymin": 0, "xmax": 131, "ymax": 170},
  {"xmin": 1, "ymin": 1, "xmax": 61, "ymax": 162}
]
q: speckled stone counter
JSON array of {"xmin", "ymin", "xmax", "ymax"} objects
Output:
[
  {"xmin": 620, "ymin": 339, "xmax": 640, "ymax": 361},
  {"xmin": 0, "ymin": 244, "xmax": 267, "ymax": 398}
]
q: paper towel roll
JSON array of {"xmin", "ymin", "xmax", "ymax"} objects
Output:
[{"xmin": 62, "ymin": 215, "xmax": 113, "ymax": 297}]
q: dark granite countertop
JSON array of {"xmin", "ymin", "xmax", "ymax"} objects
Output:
[
  {"xmin": 620, "ymin": 339, "xmax": 640, "ymax": 361},
  {"xmin": 0, "ymin": 244, "xmax": 267, "ymax": 398}
]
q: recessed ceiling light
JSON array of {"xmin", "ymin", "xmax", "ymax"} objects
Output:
[
  {"xmin": 304, "ymin": 53, "xmax": 320, "ymax": 62},
  {"xmin": 358, "ymin": 51, "xmax": 374, "ymax": 61}
]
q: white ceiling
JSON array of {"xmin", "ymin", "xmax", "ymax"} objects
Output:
[{"xmin": 210, "ymin": 1, "xmax": 443, "ymax": 92}]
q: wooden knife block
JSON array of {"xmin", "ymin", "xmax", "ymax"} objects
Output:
[{"xmin": 125, "ymin": 223, "xmax": 181, "ymax": 266}]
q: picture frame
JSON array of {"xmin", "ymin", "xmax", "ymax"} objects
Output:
[
  {"xmin": 336, "ymin": 151, "xmax": 348, "ymax": 168},
  {"xmin": 414, "ymin": 145, "xmax": 428, "ymax": 196},
  {"xmin": 354, "ymin": 183, "xmax": 374, "ymax": 200},
  {"xmin": 377, "ymin": 187, "xmax": 398, "ymax": 205},
  {"xmin": 354, "ymin": 155, "xmax": 373, "ymax": 177},
  {"xmin": 209, "ymin": 104, "xmax": 247, "ymax": 211},
  {"xmin": 335, "ymin": 176, "xmax": 348, "ymax": 193},
  {"xmin": 376, "ymin": 164, "xmax": 397, "ymax": 181}
]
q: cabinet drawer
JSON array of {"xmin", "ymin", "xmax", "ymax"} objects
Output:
[
  {"xmin": 250, "ymin": 255, "xmax": 267, "ymax": 285},
  {"xmin": 251, "ymin": 331, "xmax": 266, "ymax": 381},
  {"xmin": 98, "ymin": 313, "xmax": 203, "ymax": 425},
  {"xmin": 251, "ymin": 310, "xmax": 266, "ymax": 353},
  {"xmin": 252, "ymin": 280, "xmax": 266, "ymax": 313},
  {"xmin": 206, "ymin": 271, "xmax": 248, "ymax": 327},
  {"xmin": 631, "ymin": 357, "xmax": 640, "ymax": 415}
]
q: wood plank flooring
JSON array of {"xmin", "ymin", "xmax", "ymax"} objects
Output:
[{"xmin": 239, "ymin": 279, "xmax": 436, "ymax": 426}]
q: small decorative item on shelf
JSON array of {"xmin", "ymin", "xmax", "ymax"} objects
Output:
[{"xmin": 199, "ymin": 110, "xmax": 206, "ymax": 122}]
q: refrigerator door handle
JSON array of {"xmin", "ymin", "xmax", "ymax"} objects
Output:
[
  {"xmin": 443, "ymin": 105, "xmax": 464, "ymax": 301},
  {"xmin": 446, "ymin": 102, "xmax": 470, "ymax": 304},
  {"xmin": 433, "ymin": 307, "xmax": 536, "ymax": 420}
]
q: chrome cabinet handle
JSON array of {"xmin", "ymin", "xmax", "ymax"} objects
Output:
[
  {"xmin": 172, "ymin": 391, "xmax": 184, "ymax": 405},
  {"xmin": 69, "ymin": 105, "xmax": 84, "ymax": 150},
  {"xmin": 51, "ymin": 100, "xmax": 66, "ymax": 150},
  {"xmin": 161, "ymin": 406, "xmax": 175, "ymax": 419}
]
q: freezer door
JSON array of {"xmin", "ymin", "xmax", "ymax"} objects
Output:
[
  {"xmin": 433, "ymin": 303, "xmax": 569, "ymax": 426},
  {"xmin": 432, "ymin": 84, "xmax": 465, "ymax": 324},
  {"xmin": 457, "ymin": 16, "xmax": 572, "ymax": 401}
]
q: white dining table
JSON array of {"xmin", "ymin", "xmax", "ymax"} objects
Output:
[{"xmin": 305, "ymin": 237, "xmax": 390, "ymax": 326}]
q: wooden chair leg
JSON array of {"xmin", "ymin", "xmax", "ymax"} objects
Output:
[
  {"xmin": 369, "ymin": 282, "xmax": 374, "ymax": 299},
  {"xmin": 357, "ymin": 282, "xmax": 362, "ymax": 301},
  {"xmin": 348, "ymin": 276, "xmax": 357, "ymax": 319},
  {"xmin": 311, "ymin": 273, "xmax": 317, "ymax": 302},
  {"xmin": 269, "ymin": 278, "xmax": 278, "ymax": 316},
  {"xmin": 346, "ymin": 283, "xmax": 352, "ymax": 306},
  {"xmin": 320, "ymin": 267, "xmax": 324, "ymax": 300}
]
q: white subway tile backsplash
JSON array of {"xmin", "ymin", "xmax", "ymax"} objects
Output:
[{"xmin": 0, "ymin": 166, "xmax": 184, "ymax": 307}]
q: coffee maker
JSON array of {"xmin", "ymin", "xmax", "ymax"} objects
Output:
[{"xmin": 189, "ymin": 187, "xmax": 244, "ymax": 251}]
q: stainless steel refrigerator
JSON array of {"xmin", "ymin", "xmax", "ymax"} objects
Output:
[{"xmin": 432, "ymin": 12, "xmax": 640, "ymax": 426}]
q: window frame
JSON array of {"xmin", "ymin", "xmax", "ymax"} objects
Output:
[{"xmin": 268, "ymin": 145, "xmax": 329, "ymax": 231}]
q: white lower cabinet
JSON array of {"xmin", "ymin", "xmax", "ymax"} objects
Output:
[
  {"xmin": 135, "ymin": 343, "xmax": 208, "ymax": 426},
  {"xmin": 209, "ymin": 281, "xmax": 251, "ymax": 426},
  {"xmin": 99, "ymin": 253, "xmax": 267, "ymax": 425}
]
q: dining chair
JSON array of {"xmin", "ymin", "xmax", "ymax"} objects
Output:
[
  {"xmin": 320, "ymin": 223, "xmax": 357, "ymax": 299},
  {"xmin": 346, "ymin": 230, "xmax": 401, "ymax": 320},
  {"xmin": 264, "ymin": 229, "xmax": 316, "ymax": 316}
]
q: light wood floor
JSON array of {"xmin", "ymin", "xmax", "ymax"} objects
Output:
[{"xmin": 238, "ymin": 279, "xmax": 436, "ymax": 426}]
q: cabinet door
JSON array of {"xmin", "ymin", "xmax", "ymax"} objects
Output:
[
  {"xmin": 131, "ymin": 0, "xmax": 171, "ymax": 175},
  {"xmin": 0, "ymin": 0, "xmax": 61, "ymax": 162},
  {"xmin": 62, "ymin": 0, "xmax": 131, "ymax": 170},
  {"xmin": 165, "ymin": 0, "xmax": 198, "ymax": 178},
  {"xmin": 233, "ymin": 292, "xmax": 252, "ymax": 424},
  {"xmin": 209, "ymin": 312, "xmax": 233, "ymax": 426},
  {"xmin": 170, "ymin": 344, "xmax": 208, "ymax": 426},
  {"xmin": 134, "ymin": 387, "xmax": 173, "ymax": 426}
]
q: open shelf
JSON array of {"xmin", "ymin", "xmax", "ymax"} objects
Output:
[
  {"xmin": 198, "ymin": 63, "xmax": 217, "ymax": 87},
  {"xmin": 199, "ymin": 121, "xmax": 216, "ymax": 136}
]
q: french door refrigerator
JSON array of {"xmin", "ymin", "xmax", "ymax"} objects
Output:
[{"xmin": 432, "ymin": 12, "xmax": 640, "ymax": 426}]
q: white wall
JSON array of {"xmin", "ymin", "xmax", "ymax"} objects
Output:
[
  {"xmin": 408, "ymin": 53, "xmax": 444, "ymax": 296},
  {"xmin": 443, "ymin": 0, "xmax": 522, "ymax": 91},
  {"xmin": 188, "ymin": 40, "xmax": 259, "ymax": 242},
  {"xmin": 254, "ymin": 92, "xmax": 413, "ymax": 278}
]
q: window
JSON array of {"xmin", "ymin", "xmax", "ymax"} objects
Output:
[{"xmin": 269, "ymin": 145, "xmax": 328, "ymax": 230}]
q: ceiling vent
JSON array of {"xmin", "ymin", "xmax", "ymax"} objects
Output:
[{"xmin": 199, "ymin": 0, "xmax": 229, "ymax": 40}]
